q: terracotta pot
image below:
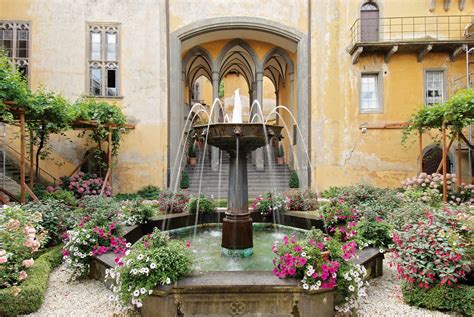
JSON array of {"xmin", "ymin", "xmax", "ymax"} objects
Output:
[
  {"xmin": 189, "ymin": 157, "xmax": 197, "ymax": 165},
  {"xmin": 277, "ymin": 156, "xmax": 285, "ymax": 165}
]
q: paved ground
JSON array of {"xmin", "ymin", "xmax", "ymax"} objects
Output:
[{"xmin": 27, "ymin": 257, "xmax": 454, "ymax": 317}]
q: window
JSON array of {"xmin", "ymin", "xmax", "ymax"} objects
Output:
[
  {"xmin": 360, "ymin": 73, "xmax": 381, "ymax": 112},
  {"xmin": 87, "ymin": 23, "xmax": 120, "ymax": 97},
  {"xmin": 425, "ymin": 71, "xmax": 444, "ymax": 106},
  {"xmin": 0, "ymin": 21, "xmax": 30, "ymax": 80}
]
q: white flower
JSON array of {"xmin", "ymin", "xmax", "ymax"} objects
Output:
[
  {"xmin": 137, "ymin": 254, "xmax": 144, "ymax": 260},
  {"xmin": 310, "ymin": 285, "xmax": 316, "ymax": 290},
  {"xmin": 302, "ymin": 283, "xmax": 309, "ymax": 290},
  {"xmin": 126, "ymin": 243, "xmax": 132, "ymax": 248},
  {"xmin": 166, "ymin": 277, "xmax": 171, "ymax": 284},
  {"xmin": 348, "ymin": 285, "xmax": 355, "ymax": 292},
  {"xmin": 140, "ymin": 288, "xmax": 146, "ymax": 294},
  {"xmin": 148, "ymin": 290, "xmax": 153, "ymax": 295},
  {"xmin": 150, "ymin": 263, "xmax": 157, "ymax": 269},
  {"xmin": 301, "ymin": 252, "xmax": 307, "ymax": 257},
  {"xmin": 133, "ymin": 290, "xmax": 140, "ymax": 297},
  {"xmin": 136, "ymin": 301, "xmax": 143, "ymax": 308},
  {"xmin": 332, "ymin": 273, "xmax": 337, "ymax": 278}
]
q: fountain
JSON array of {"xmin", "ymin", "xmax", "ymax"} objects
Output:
[{"xmin": 192, "ymin": 90, "xmax": 283, "ymax": 256}]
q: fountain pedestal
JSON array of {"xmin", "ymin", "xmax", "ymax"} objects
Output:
[{"xmin": 192, "ymin": 123, "xmax": 282, "ymax": 257}]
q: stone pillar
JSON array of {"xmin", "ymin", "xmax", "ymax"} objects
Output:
[
  {"xmin": 289, "ymin": 72, "xmax": 295, "ymax": 168},
  {"xmin": 275, "ymin": 89, "xmax": 279, "ymax": 125},
  {"xmin": 255, "ymin": 71, "xmax": 265, "ymax": 171},
  {"xmin": 211, "ymin": 71, "xmax": 220, "ymax": 171}
]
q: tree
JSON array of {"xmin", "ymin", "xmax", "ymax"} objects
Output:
[{"xmin": 289, "ymin": 170, "xmax": 299, "ymax": 188}]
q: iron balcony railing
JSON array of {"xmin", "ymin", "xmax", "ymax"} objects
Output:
[{"xmin": 350, "ymin": 15, "xmax": 474, "ymax": 46}]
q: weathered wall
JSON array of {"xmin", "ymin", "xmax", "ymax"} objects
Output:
[
  {"xmin": 311, "ymin": 0, "xmax": 474, "ymax": 191},
  {"xmin": 0, "ymin": 0, "xmax": 169, "ymax": 192}
]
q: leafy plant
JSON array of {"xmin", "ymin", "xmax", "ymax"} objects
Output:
[
  {"xmin": 391, "ymin": 210, "xmax": 470, "ymax": 288},
  {"xmin": 278, "ymin": 144, "xmax": 284, "ymax": 157},
  {"xmin": 74, "ymin": 196, "xmax": 121, "ymax": 228},
  {"xmin": 187, "ymin": 196, "xmax": 216, "ymax": 214},
  {"xmin": 157, "ymin": 190, "xmax": 189, "ymax": 214},
  {"xmin": 23, "ymin": 200, "xmax": 75, "ymax": 247},
  {"xmin": 120, "ymin": 200, "xmax": 156, "ymax": 225},
  {"xmin": 188, "ymin": 143, "xmax": 196, "ymax": 158},
  {"xmin": 353, "ymin": 219, "xmax": 393, "ymax": 249},
  {"xmin": 107, "ymin": 228, "xmax": 193, "ymax": 308},
  {"xmin": 0, "ymin": 205, "xmax": 46, "ymax": 289},
  {"xmin": 57, "ymin": 172, "xmax": 111, "ymax": 198},
  {"xmin": 180, "ymin": 171, "xmax": 189, "ymax": 189},
  {"xmin": 252, "ymin": 192, "xmax": 287, "ymax": 216},
  {"xmin": 74, "ymin": 98, "xmax": 127, "ymax": 155},
  {"xmin": 285, "ymin": 189, "xmax": 318, "ymax": 211},
  {"xmin": 402, "ymin": 282, "xmax": 473, "ymax": 316},
  {"xmin": 0, "ymin": 51, "xmax": 30, "ymax": 121},
  {"xmin": 27, "ymin": 88, "xmax": 75, "ymax": 180},
  {"xmin": 289, "ymin": 170, "xmax": 299, "ymax": 188},
  {"xmin": 63, "ymin": 221, "xmax": 127, "ymax": 279},
  {"xmin": 319, "ymin": 197, "xmax": 357, "ymax": 227}
]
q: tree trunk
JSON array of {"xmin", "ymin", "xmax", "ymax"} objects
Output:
[{"xmin": 35, "ymin": 124, "xmax": 46, "ymax": 180}]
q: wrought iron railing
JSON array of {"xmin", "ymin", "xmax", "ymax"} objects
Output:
[{"xmin": 350, "ymin": 15, "xmax": 474, "ymax": 46}]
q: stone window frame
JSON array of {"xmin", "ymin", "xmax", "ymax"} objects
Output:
[
  {"xmin": 359, "ymin": 71, "xmax": 384, "ymax": 114},
  {"xmin": 424, "ymin": 68, "xmax": 447, "ymax": 106},
  {"xmin": 0, "ymin": 21, "xmax": 31, "ymax": 82},
  {"xmin": 86, "ymin": 22, "xmax": 122, "ymax": 98}
]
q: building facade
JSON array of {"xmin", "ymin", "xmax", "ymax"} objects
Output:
[{"xmin": 1, "ymin": 0, "xmax": 473, "ymax": 193}]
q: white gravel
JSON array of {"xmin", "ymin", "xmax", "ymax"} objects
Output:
[
  {"xmin": 28, "ymin": 257, "xmax": 457, "ymax": 316},
  {"xmin": 357, "ymin": 255, "xmax": 454, "ymax": 317},
  {"xmin": 26, "ymin": 264, "xmax": 126, "ymax": 317}
]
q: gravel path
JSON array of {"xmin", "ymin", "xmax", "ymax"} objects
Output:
[
  {"xmin": 28, "ymin": 258, "xmax": 456, "ymax": 316},
  {"xmin": 26, "ymin": 264, "xmax": 124, "ymax": 317},
  {"xmin": 357, "ymin": 255, "xmax": 452, "ymax": 317}
]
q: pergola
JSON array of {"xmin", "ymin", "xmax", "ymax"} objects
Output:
[{"xmin": 0, "ymin": 101, "xmax": 135, "ymax": 204}]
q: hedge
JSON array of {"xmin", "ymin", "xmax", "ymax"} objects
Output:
[
  {"xmin": 402, "ymin": 282, "xmax": 474, "ymax": 316},
  {"xmin": 0, "ymin": 244, "xmax": 63, "ymax": 316}
]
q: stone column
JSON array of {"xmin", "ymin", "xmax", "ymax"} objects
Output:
[
  {"xmin": 211, "ymin": 71, "xmax": 220, "ymax": 171},
  {"xmin": 255, "ymin": 71, "xmax": 265, "ymax": 171},
  {"xmin": 288, "ymin": 72, "xmax": 295, "ymax": 167}
]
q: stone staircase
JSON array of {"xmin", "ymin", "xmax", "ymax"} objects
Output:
[{"xmin": 184, "ymin": 145, "xmax": 291, "ymax": 198}]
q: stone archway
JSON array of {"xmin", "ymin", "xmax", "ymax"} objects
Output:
[{"xmin": 169, "ymin": 17, "xmax": 310, "ymax": 189}]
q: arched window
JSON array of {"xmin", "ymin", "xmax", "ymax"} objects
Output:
[{"xmin": 360, "ymin": 2, "xmax": 379, "ymax": 42}]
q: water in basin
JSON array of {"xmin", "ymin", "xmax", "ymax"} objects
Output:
[{"xmin": 169, "ymin": 224, "xmax": 306, "ymax": 272}]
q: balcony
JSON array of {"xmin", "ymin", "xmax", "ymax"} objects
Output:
[{"xmin": 349, "ymin": 15, "xmax": 474, "ymax": 64}]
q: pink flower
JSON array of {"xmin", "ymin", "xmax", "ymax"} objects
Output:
[
  {"xmin": 294, "ymin": 245, "xmax": 302, "ymax": 253},
  {"xmin": 283, "ymin": 236, "xmax": 289, "ymax": 245},
  {"xmin": 186, "ymin": 241, "xmax": 191, "ymax": 248},
  {"xmin": 11, "ymin": 286, "xmax": 21, "ymax": 297},
  {"xmin": 18, "ymin": 271, "xmax": 27, "ymax": 281},
  {"xmin": 0, "ymin": 256, "xmax": 7, "ymax": 264},
  {"xmin": 22, "ymin": 258, "xmax": 34, "ymax": 268},
  {"xmin": 46, "ymin": 186, "xmax": 55, "ymax": 193}
]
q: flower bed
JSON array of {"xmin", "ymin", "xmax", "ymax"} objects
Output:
[{"xmin": 0, "ymin": 245, "xmax": 63, "ymax": 316}]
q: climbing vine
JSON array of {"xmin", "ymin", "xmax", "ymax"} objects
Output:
[{"xmin": 402, "ymin": 89, "xmax": 474, "ymax": 144}]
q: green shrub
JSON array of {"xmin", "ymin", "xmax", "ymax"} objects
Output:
[
  {"xmin": 187, "ymin": 196, "xmax": 216, "ymax": 214},
  {"xmin": 136, "ymin": 185, "xmax": 160, "ymax": 200},
  {"xmin": 284, "ymin": 189, "xmax": 318, "ymax": 211},
  {"xmin": 188, "ymin": 143, "xmax": 196, "ymax": 158},
  {"xmin": 0, "ymin": 245, "xmax": 62, "ymax": 316},
  {"xmin": 402, "ymin": 282, "xmax": 473, "ymax": 316},
  {"xmin": 353, "ymin": 219, "xmax": 392, "ymax": 249},
  {"xmin": 121, "ymin": 200, "xmax": 157, "ymax": 225},
  {"xmin": 180, "ymin": 171, "xmax": 189, "ymax": 189},
  {"xmin": 108, "ymin": 228, "xmax": 193, "ymax": 309},
  {"xmin": 44, "ymin": 189, "xmax": 77, "ymax": 206},
  {"xmin": 23, "ymin": 200, "xmax": 76, "ymax": 247},
  {"xmin": 289, "ymin": 170, "xmax": 299, "ymax": 188},
  {"xmin": 74, "ymin": 196, "xmax": 121, "ymax": 227}
]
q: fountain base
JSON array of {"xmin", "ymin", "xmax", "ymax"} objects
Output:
[
  {"xmin": 221, "ymin": 247, "xmax": 253, "ymax": 257},
  {"xmin": 221, "ymin": 213, "xmax": 253, "ymax": 256}
]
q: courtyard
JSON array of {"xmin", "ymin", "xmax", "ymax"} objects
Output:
[{"xmin": 1, "ymin": 0, "xmax": 474, "ymax": 316}]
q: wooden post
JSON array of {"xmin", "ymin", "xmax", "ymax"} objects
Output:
[
  {"xmin": 419, "ymin": 132, "xmax": 423, "ymax": 173},
  {"xmin": 19, "ymin": 110, "xmax": 26, "ymax": 204},
  {"xmin": 442, "ymin": 122, "xmax": 447, "ymax": 203},
  {"xmin": 457, "ymin": 134, "xmax": 462, "ymax": 187},
  {"xmin": 108, "ymin": 127, "xmax": 112, "ymax": 193},
  {"xmin": 29, "ymin": 129, "xmax": 34, "ymax": 189}
]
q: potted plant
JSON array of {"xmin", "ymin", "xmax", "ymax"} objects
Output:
[
  {"xmin": 187, "ymin": 195, "xmax": 216, "ymax": 223},
  {"xmin": 277, "ymin": 144, "xmax": 285, "ymax": 165},
  {"xmin": 180, "ymin": 170, "xmax": 190, "ymax": 190},
  {"xmin": 188, "ymin": 143, "xmax": 197, "ymax": 166}
]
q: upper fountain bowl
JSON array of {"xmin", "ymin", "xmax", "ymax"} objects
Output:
[{"xmin": 192, "ymin": 123, "xmax": 283, "ymax": 153}]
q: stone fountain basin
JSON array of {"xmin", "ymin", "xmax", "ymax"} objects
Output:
[
  {"xmin": 90, "ymin": 213, "xmax": 384, "ymax": 317},
  {"xmin": 192, "ymin": 123, "xmax": 283, "ymax": 152}
]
